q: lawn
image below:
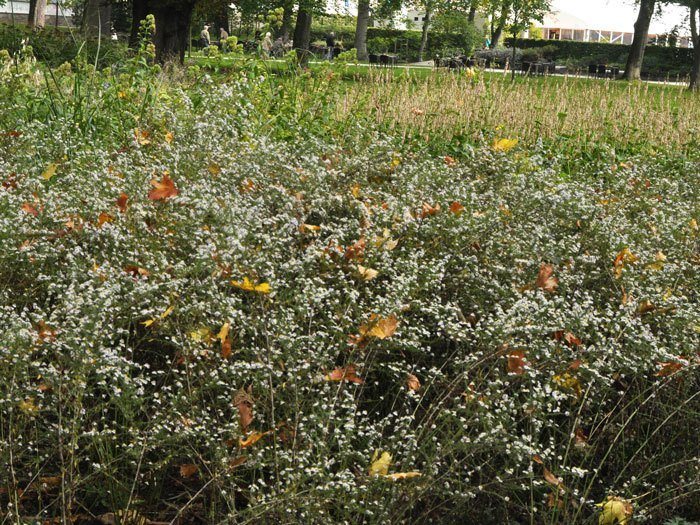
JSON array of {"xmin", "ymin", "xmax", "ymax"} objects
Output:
[{"xmin": 1, "ymin": 43, "xmax": 699, "ymax": 524}]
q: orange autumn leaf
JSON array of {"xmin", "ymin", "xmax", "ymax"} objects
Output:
[
  {"xmin": 116, "ymin": 192, "xmax": 128, "ymax": 213},
  {"xmin": 532, "ymin": 454, "xmax": 544, "ymax": 464},
  {"xmin": 135, "ymin": 129, "xmax": 151, "ymax": 145},
  {"xmin": 535, "ymin": 263, "xmax": 559, "ymax": 293},
  {"xmin": 574, "ymin": 427, "xmax": 588, "ymax": 448},
  {"xmin": 656, "ymin": 360, "xmax": 685, "ymax": 377},
  {"xmin": 325, "ymin": 364, "xmax": 364, "ymax": 384},
  {"xmin": 344, "ymin": 237, "xmax": 366, "ymax": 261},
  {"xmin": 228, "ymin": 456, "xmax": 247, "ymax": 470},
  {"xmin": 507, "ymin": 350, "xmax": 526, "ymax": 375},
  {"xmin": 21, "ymin": 202, "xmax": 39, "ymax": 217},
  {"xmin": 420, "ymin": 202, "xmax": 441, "ymax": 218},
  {"xmin": 36, "ymin": 320, "xmax": 56, "ymax": 343},
  {"xmin": 179, "ymin": 464, "xmax": 198, "ymax": 478},
  {"xmin": 444, "ymin": 156, "xmax": 457, "ymax": 167},
  {"xmin": 543, "ymin": 467, "xmax": 563, "ymax": 488},
  {"xmin": 613, "ymin": 247, "xmax": 638, "ymax": 278},
  {"xmin": 406, "ymin": 373, "xmax": 421, "ymax": 391},
  {"xmin": 360, "ymin": 314, "xmax": 399, "ymax": 340},
  {"xmin": 148, "ymin": 172, "xmax": 179, "ymax": 201},
  {"xmin": 449, "ymin": 201, "xmax": 465, "ymax": 215},
  {"xmin": 239, "ymin": 430, "xmax": 270, "ymax": 448},
  {"xmin": 124, "ymin": 265, "xmax": 150, "ymax": 277},
  {"xmin": 97, "ymin": 212, "xmax": 114, "ymax": 228}
]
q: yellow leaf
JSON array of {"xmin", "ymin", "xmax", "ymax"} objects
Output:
[
  {"xmin": 690, "ymin": 218, "xmax": 698, "ymax": 232},
  {"xmin": 351, "ymin": 183, "xmax": 361, "ymax": 198},
  {"xmin": 165, "ymin": 131, "xmax": 174, "ymax": 144},
  {"xmin": 208, "ymin": 163, "xmax": 222, "ymax": 176},
  {"xmin": 613, "ymin": 247, "xmax": 638, "ymax": 279},
  {"xmin": 189, "ymin": 327, "xmax": 212, "ymax": 343},
  {"xmin": 160, "ymin": 305, "xmax": 175, "ymax": 319},
  {"xmin": 299, "ymin": 223, "xmax": 321, "ymax": 234},
  {"xmin": 357, "ymin": 265, "xmax": 379, "ymax": 281},
  {"xmin": 492, "ymin": 138, "xmax": 518, "ymax": 152},
  {"xmin": 645, "ymin": 251, "xmax": 667, "ymax": 272},
  {"xmin": 239, "ymin": 430, "xmax": 270, "ymax": 448},
  {"xmin": 42, "ymin": 163, "xmax": 58, "ymax": 181},
  {"xmin": 597, "ymin": 496, "xmax": 633, "ymax": 525},
  {"xmin": 217, "ymin": 322, "xmax": 230, "ymax": 343},
  {"xmin": 369, "ymin": 450, "xmax": 392, "ymax": 476},
  {"xmin": 231, "ymin": 277, "xmax": 271, "ymax": 294},
  {"xmin": 360, "ymin": 314, "xmax": 398, "ymax": 340},
  {"xmin": 142, "ymin": 319, "xmax": 156, "ymax": 327},
  {"xmin": 384, "ymin": 471, "xmax": 421, "ymax": 480},
  {"xmin": 19, "ymin": 397, "xmax": 39, "ymax": 415}
]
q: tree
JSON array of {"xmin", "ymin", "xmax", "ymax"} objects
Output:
[
  {"xmin": 28, "ymin": 0, "xmax": 47, "ymax": 29},
  {"xmin": 505, "ymin": 0, "xmax": 550, "ymax": 79},
  {"xmin": 293, "ymin": 6, "xmax": 313, "ymax": 66},
  {"xmin": 354, "ymin": 0, "xmax": 371, "ymax": 60},
  {"xmin": 675, "ymin": 0, "xmax": 700, "ymax": 90},
  {"xmin": 623, "ymin": 0, "xmax": 656, "ymax": 81},
  {"xmin": 82, "ymin": 0, "xmax": 112, "ymax": 37}
]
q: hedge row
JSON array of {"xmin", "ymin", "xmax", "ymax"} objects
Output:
[
  {"xmin": 506, "ymin": 37, "xmax": 693, "ymax": 78},
  {"xmin": 311, "ymin": 25, "xmax": 482, "ymax": 62},
  {"xmin": 0, "ymin": 23, "xmax": 127, "ymax": 67}
]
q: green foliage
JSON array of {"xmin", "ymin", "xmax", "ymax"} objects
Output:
[{"xmin": 507, "ymin": 37, "xmax": 695, "ymax": 78}]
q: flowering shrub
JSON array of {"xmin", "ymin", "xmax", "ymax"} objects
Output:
[{"xmin": 0, "ymin": 52, "xmax": 698, "ymax": 524}]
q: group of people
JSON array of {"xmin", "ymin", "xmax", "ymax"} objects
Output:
[{"xmin": 198, "ymin": 25, "xmax": 341, "ymax": 61}]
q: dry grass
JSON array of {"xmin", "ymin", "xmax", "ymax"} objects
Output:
[{"xmin": 337, "ymin": 69, "xmax": 700, "ymax": 151}]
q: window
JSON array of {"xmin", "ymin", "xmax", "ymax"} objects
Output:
[{"xmin": 414, "ymin": 16, "xmax": 418, "ymax": 21}]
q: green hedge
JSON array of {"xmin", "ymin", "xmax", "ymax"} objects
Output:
[
  {"xmin": 506, "ymin": 37, "xmax": 693, "ymax": 78},
  {"xmin": 311, "ymin": 25, "xmax": 482, "ymax": 62},
  {"xmin": 0, "ymin": 23, "xmax": 128, "ymax": 67}
]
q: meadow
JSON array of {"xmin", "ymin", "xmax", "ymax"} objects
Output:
[{"xmin": 0, "ymin": 42, "xmax": 699, "ymax": 525}]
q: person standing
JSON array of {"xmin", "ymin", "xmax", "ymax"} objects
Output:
[
  {"xmin": 220, "ymin": 27, "xmax": 229, "ymax": 51},
  {"xmin": 200, "ymin": 24, "xmax": 211, "ymax": 49},
  {"xmin": 325, "ymin": 31, "xmax": 335, "ymax": 60},
  {"xmin": 261, "ymin": 32, "xmax": 273, "ymax": 58}
]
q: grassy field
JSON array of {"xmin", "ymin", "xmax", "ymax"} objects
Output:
[{"xmin": 1, "ymin": 44, "xmax": 699, "ymax": 524}]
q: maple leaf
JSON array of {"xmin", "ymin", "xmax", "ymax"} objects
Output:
[
  {"xmin": 369, "ymin": 451, "xmax": 392, "ymax": 476},
  {"xmin": 419, "ymin": 202, "xmax": 441, "ymax": 218},
  {"xmin": 148, "ymin": 172, "xmax": 178, "ymax": 201},
  {"xmin": 325, "ymin": 365, "xmax": 364, "ymax": 384},
  {"xmin": 493, "ymin": 138, "xmax": 518, "ymax": 152},
  {"xmin": 231, "ymin": 277, "xmax": 271, "ymax": 294},
  {"xmin": 97, "ymin": 212, "xmax": 114, "ymax": 228},
  {"xmin": 179, "ymin": 464, "xmax": 198, "ymax": 478},
  {"xmin": 344, "ymin": 237, "xmax": 367, "ymax": 261},
  {"xmin": 116, "ymin": 192, "xmax": 128, "ymax": 213},
  {"xmin": 656, "ymin": 360, "xmax": 685, "ymax": 377},
  {"xmin": 21, "ymin": 202, "xmax": 39, "ymax": 217},
  {"xmin": 406, "ymin": 373, "xmax": 421, "ymax": 391},
  {"xmin": 134, "ymin": 129, "xmax": 151, "ymax": 145},
  {"xmin": 444, "ymin": 156, "xmax": 457, "ymax": 167},
  {"xmin": 535, "ymin": 263, "xmax": 558, "ymax": 293},
  {"xmin": 613, "ymin": 247, "xmax": 638, "ymax": 278},
  {"xmin": 449, "ymin": 201, "xmax": 465, "ymax": 215}
]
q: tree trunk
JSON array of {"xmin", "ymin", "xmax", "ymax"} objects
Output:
[
  {"xmin": 28, "ymin": 0, "xmax": 37, "ymax": 29},
  {"xmin": 293, "ymin": 8, "xmax": 312, "ymax": 67},
  {"xmin": 33, "ymin": 0, "xmax": 46, "ymax": 29},
  {"xmin": 83, "ymin": 0, "xmax": 112, "ymax": 37},
  {"xmin": 468, "ymin": 0, "xmax": 478, "ymax": 22},
  {"xmin": 354, "ymin": 0, "xmax": 371, "ymax": 61},
  {"xmin": 690, "ymin": 7, "xmax": 699, "ymax": 91},
  {"xmin": 130, "ymin": 0, "xmax": 149, "ymax": 48},
  {"xmin": 490, "ymin": 4, "xmax": 509, "ymax": 49},
  {"xmin": 152, "ymin": 1, "xmax": 196, "ymax": 64},
  {"xmin": 280, "ymin": 0, "xmax": 294, "ymax": 40},
  {"xmin": 623, "ymin": 0, "xmax": 655, "ymax": 81},
  {"xmin": 418, "ymin": 2, "xmax": 432, "ymax": 62}
]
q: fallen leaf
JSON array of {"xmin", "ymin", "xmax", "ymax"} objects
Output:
[
  {"xmin": 325, "ymin": 365, "xmax": 364, "ymax": 384},
  {"xmin": 356, "ymin": 265, "xmax": 378, "ymax": 281},
  {"xmin": 613, "ymin": 248, "xmax": 638, "ymax": 279},
  {"xmin": 299, "ymin": 223, "xmax": 321, "ymax": 234},
  {"xmin": 228, "ymin": 456, "xmax": 247, "ymax": 470},
  {"xmin": 116, "ymin": 192, "xmax": 128, "ymax": 213},
  {"xmin": 406, "ymin": 373, "xmax": 421, "ymax": 391},
  {"xmin": 97, "ymin": 212, "xmax": 114, "ymax": 227},
  {"xmin": 369, "ymin": 450, "xmax": 392, "ymax": 476},
  {"xmin": 344, "ymin": 237, "xmax": 367, "ymax": 261},
  {"xmin": 419, "ymin": 202, "xmax": 441, "ymax": 218},
  {"xmin": 351, "ymin": 183, "xmax": 361, "ymax": 198},
  {"xmin": 536, "ymin": 264, "xmax": 558, "ymax": 293},
  {"xmin": 208, "ymin": 163, "xmax": 222, "ymax": 176},
  {"xmin": 148, "ymin": 172, "xmax": 178, "ymax": 200},
  {"xmin": 543, "ymin": 467, "xmax": 563, "ymax": 488},
  {"xmin": 19, "ymin": 397, "xmax": 39, "ymax": 415},
  {"xmin": 233, "ymin": 387, "xmax": 254, "ymax": 432},
  {"xmin": 239, "ymin": 431, "xmax": 269, "ymax": 448},
  {"xmin": 637, "ymin": 299, "xmax": 655, "ymax": 315},
  {"xmin": 574, "ymin": 427, "xmax": 588, "ymax": 448},
  {"xmin": 507, "ymin": 350, "xmax": 526, "ymax": 375},
  {"xmin": 135, "ymin": 129, "xmax": 151, "ymax": 145},
  {"xmin": 21, "ymin": 202, "xmax": 39, "ymax": 216},
  {"xmin": 359, "ymin": 314, "xmax": 399, "ymax": 340},
  {"xmin": 42, "ymin": 163, "xmax": 58, "ymax": 181},
  {"xmin": 444, "ymin": 156, "xmax": 456, "ymax": 167},
  {"xmin": 493, "ymin": 138, "xmax": 518, "ymax": 152},
  {"xmin": 449, "ymin": 201, "xmax": 465, "ymax": 215},
  {"xmin": 656, "ymin": 360, "xmax": 685, "ymax": 377},
  {"xmin": 231, "ymin": 277, "xmax": 271, "ymax": 294},
  {"xmin": 384, "ymin": 471, "xmax": 422, "ymax": 480},
  {"xmin": 124, "ymin": 265, "xmax": 150, "ymax": 277},
  {"xmin": 165, "ymin": 131, "xmax": 174, "ymax": 144},
  {"xmin": 179, "ymin": 464, "xmax": 198, "ymax": 478},
  {"xmin": 597, "ymin": 496, "xmax": 633, "ymax": 525},
  {"xmin": 645, "ymin": 251, "xmax": 667, "ymax": 272}
]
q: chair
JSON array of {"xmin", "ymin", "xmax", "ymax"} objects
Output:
[
  {"xmin": 379, "ymin": 54, "xmax": 389, "ymax": 67},
  {"xmin": 588, "ymin": 64, "xmax": 597, "ymax": 77},
  {"xmin": 369, "ymin": 54, "xmax": 379, "ymax": 66},
  {"xmin": 597, "ymin": 64, "xmax": 607, "ymax": 77}
]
